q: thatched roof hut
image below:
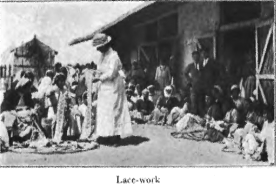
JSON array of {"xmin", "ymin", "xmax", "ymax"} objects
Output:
[{"xmin": 10, "ymin": 35, "xmax": 58, "ymax": 85}]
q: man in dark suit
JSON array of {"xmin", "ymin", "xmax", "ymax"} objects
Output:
[
  {"xmin": 184, "ymin": 51, "xmax": 205, "ymax": 116},
  {"xmin": 200, "ymin": 48, "xmax": 220, "ymax": 94}
]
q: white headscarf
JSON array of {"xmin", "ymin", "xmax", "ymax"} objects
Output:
[{"xmin": 164, "ymin": 85, "xmax": 173, "ymax": 98}]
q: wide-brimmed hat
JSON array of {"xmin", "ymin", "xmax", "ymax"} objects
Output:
[{"xmin": 92, "ymin": 33, "xmax": 112, "ymax": 48}]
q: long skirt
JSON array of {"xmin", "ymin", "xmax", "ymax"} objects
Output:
[{"xmin": 96, "ymin": 76, "xmax": 132, "ymax": 137}]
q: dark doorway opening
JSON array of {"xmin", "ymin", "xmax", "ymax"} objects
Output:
[{"xmin": 218, "ymin": 28, "xmax": 255, "ymax": 81}]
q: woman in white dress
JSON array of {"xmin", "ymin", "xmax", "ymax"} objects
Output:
[{"xmin": 92, "ymin": 33, "xmax": 132, "ymax": 145}]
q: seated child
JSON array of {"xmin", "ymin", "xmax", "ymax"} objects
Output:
[
  {"xmin": 133, "ymin": 89, "xmax": 154, "ymax": 124},
  {"xmin": 147, "ymin": 85, "xmax": 159, "ymax": 106}
]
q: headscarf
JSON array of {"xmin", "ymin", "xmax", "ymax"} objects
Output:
[{"xmin": 164, "ymin": 85, "xmax": 173, "ymax": 98}]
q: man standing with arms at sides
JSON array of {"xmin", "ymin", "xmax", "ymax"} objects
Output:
[
  {"xmin": 200, "ymin": 47, "xmax": 220, "ymax": 99},
  {"xmin": 184, "ymin": 51, "xmax": 205, "ymax": 117}
]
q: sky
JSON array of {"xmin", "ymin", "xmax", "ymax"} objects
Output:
[{"xmin": 0, "ymin": 1, "xmax": 144, "ymax": 65}]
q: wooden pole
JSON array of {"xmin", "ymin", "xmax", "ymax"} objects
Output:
[
  {"xmin": 258, "ymin": 25, "xmax": 272, "ymax": 73},
  {"xmin": 255, "ymin": 27, "xmax": 259, "ymax": 100},
  {"xmin": 8, "ymin": 65, "xmax": 11, "ymax": 77},
  {"xmin": 213, "ymin": 35, "xmax": 217, "ymax": 60}
]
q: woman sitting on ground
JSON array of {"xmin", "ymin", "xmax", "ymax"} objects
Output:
[
  {"xmin": 167, "ymin": 88, "xmax": 191, "ymax": 126},
  {"xmin": 149, "ymin": 85, "xmax": 178, "ymax": 125}
]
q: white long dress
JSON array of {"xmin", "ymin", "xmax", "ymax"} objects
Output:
[{"xmin": 96, "ymin": 48, "xmax": 132, "ymax": 137}]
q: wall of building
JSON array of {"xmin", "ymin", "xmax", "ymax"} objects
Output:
[
  {"xmin": 176, "ymin": 2, "xmax": 220, "ymax": 88},
  {"xmin": 116, "ymin": 2, "xmax": 220, "ymax": 88}
]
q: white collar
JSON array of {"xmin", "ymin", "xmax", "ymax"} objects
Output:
[
  {"xmin": 203, "ymin": 58, "xmax": 209, "ymax": 67},
  {"xmin": 194, "ymin": 63, "xmax": 200, "ymax": 70}
]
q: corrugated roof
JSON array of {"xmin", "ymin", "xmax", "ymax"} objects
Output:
[{"xmin": 69, "ymin": 1, "xmax": 156, "ymax": 46}]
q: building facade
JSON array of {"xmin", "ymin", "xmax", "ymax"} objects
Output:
[{"xmin": 70, "ymin": 1, "xmax": 274, "ymax": 105}]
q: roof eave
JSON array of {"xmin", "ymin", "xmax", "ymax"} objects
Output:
[{"xmin": 68, "ymin": 1, "xmax": 156, "ymax": 46}]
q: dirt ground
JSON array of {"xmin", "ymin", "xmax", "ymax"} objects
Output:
[{"xmin": 0, "ymin": 124, "xmax": 268, "ymax": 167}]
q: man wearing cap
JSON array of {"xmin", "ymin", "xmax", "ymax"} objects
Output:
[
  {"xmin": 92, "ymin": 33, "xmax": 132, "ymax": 145},
  {"xmin": 184, "ymin": 51, "xmax": 205, "ymax": 117}
]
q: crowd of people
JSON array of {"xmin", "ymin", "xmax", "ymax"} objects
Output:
[
  {"xmin": 0, "ymin": 33, "xmax": 274, "ymax": 165},
  {"xmin": 122, "ymin": 48, "xmax": 274, "ymax": 164},
  {"xmin": 0, "ymin": 60, "xmax": 99, "ymax": 151}
]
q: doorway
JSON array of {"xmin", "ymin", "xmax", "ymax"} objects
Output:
[{"xmin": 218, "ymin": 28, "xmax": 255, "ymax": 80}]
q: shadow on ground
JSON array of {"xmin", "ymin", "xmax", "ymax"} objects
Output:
[
  {"xmin": 119, "ymin": 136, "xmax": 149, "ymax": 146},
  {"xmin": 97, "ymin": 136, "xmax": 149, "ymax": 147}
]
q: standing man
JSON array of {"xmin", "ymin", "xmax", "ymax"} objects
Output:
[
  {"xmin": 184, "ymin": 51, "xmax": 205, "ymax": 117},
  {"xmin": 200, "ymin": 48, "xmax": 219, "ymax": 95}
]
